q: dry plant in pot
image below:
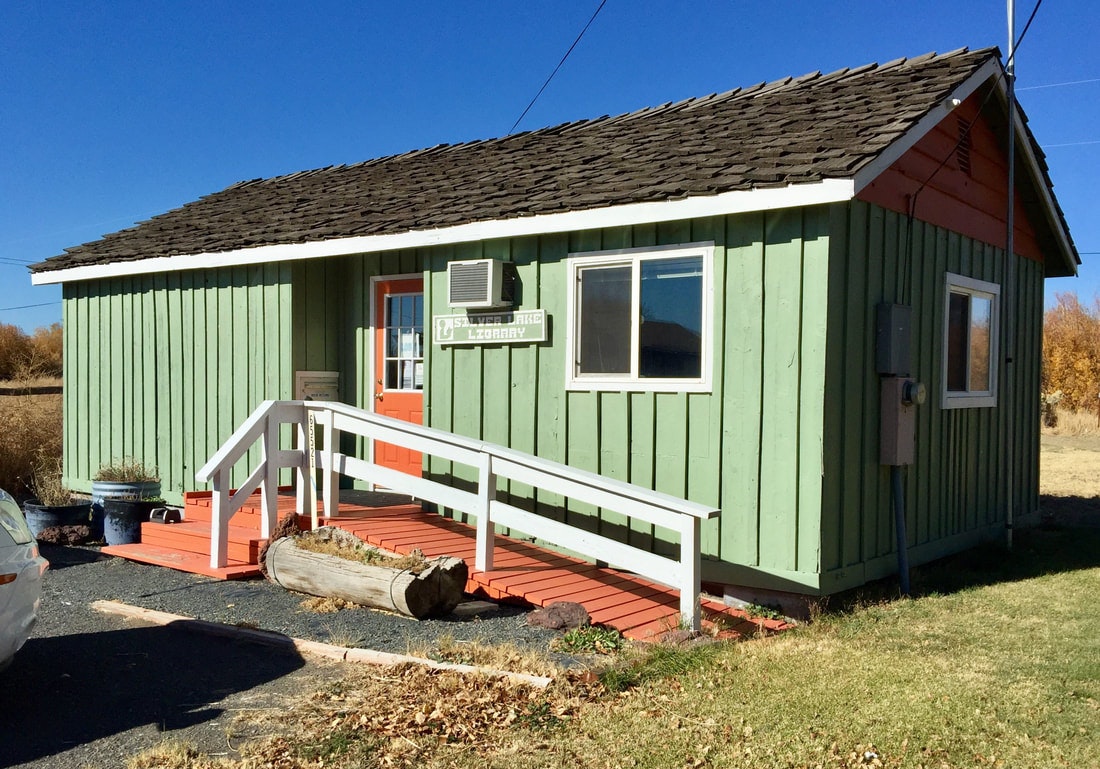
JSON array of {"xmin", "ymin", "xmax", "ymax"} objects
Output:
[
  {"xmin": 23, "ymin": 457, "xmax": 94, "ymax": 539},
  {"xmin": 92, "ymin": 458, "xmax": 161, "ymax": 546}
]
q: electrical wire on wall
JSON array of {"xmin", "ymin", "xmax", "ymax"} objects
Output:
[
  {"xmin": 888, "ymin": 1, "xmax": 1044, "ymax": 592},
  {"xmin": 899, "ymin": 0, "xmax": 1043, "ymax": 306}
]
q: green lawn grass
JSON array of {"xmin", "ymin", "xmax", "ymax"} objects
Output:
[
  {"xmin": 130, "ymin": 524, "xmax": 1100, "ymax": 769},
  {"xmin": 518, "ymin": 525, "xmax": 1100, "ymax": 769}
]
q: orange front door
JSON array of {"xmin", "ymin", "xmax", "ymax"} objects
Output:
[{"xmin": 373, "ymin": 277, "xmax": 424, "ymax": 477}]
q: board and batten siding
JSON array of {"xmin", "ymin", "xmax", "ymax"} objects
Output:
[
  {"xmin": 819, "ymin": 201, "xmax": 1043, "ymax": 593},
  {"xmin": 62, "ymin": 265, "xmax": 295, "ymax": 503},
  {"xmin": 422, "ymin": 208, "xmax": 832, "ymax": 592}
]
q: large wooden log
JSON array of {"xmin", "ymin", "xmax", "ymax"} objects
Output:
[{"xmin": 265, "ymin": 528, "xmax": 468, "ymax": 619}]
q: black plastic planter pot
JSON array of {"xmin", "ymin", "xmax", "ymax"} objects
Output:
[
  {"xmin": 23, "ymin": 500, "xmax": 93, "ymax": 539},
  {"xmin": 103, "ymin": 499, "xmax": 159, "ymax": 546}
]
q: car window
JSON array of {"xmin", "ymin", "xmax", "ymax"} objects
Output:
[{"xmin": 0, "ymin": 490, "xmax": 33, "ymax": 545}]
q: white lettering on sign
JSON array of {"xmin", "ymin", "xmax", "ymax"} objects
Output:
[{"xmin": 433, "ymin": 310, "xmax": 547, "ymax": 346}]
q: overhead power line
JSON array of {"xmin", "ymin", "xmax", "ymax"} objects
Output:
[
  {"xmin": 507, "ymin": 0, "xmax": 608, "ymax": 135},
  {"xmin": 1043, "ymin": 140, "xmax": 1100, "ymax": 148},
  {"xmin": 0, "ymin": 301, "xmax": 60, "ymax": 313},
  {"xmin": 1018, "ymin": 77, "xmax": 1100, "ymax": 91}
]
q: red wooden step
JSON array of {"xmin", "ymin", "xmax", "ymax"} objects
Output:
[
  {"xmin": 100, "ymin": 542, "xmax": 260, "ymax": 579},
  {"xmin": 140, "ymin": 521, "xmax": 265, "ymax": 563}
]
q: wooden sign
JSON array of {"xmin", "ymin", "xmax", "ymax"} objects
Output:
[{"xmin": 433, "ymin": 309, "xmax": 547, "ymax": 346}]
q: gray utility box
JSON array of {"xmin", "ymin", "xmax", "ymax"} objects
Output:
[
  {"xmin": 880, "ymin": 377, "xmax": 917, "ymax": 465},
  {"xmin": 876, "ymin": 303, "xmax": 912, "ymax": 376}
]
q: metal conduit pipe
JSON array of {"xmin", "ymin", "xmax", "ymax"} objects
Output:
[{"xmin": 891, "ymin": 465, "xmax": 911, "ymax": 596}]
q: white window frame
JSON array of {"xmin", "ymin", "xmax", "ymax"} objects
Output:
[
  {"xmin": 941, "ymin": 272, "xmax": 1000, "ymax": 409},
  {"xmin": 565, "ymin": 243, "xmax": 714, "ymax": 393}
]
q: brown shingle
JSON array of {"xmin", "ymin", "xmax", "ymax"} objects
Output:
[{"xmin": 33, "ymin": 47, "xmax": 1026, "ymax": 273}]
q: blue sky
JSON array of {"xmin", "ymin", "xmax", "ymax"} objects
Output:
[{"xmin": 1, "ymin": 1, "xmax": 1096, "ymax": 332}]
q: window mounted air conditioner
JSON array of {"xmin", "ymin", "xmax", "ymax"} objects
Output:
[{"xmin": 447, "ymin": 259, "xmax": 513, "ymax": 309}]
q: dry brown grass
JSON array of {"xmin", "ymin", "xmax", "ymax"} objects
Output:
[
  {"xmin": 299, "ymin": 596, "xmax": 361, "ymax": 614},
  {"xmin": 1042, "ymin": 405, "xmax": 1100, "ymax": 437},
  {"xmin": 0, "ymin": 390, "xmax": 62, "ymax": 498},
  {"xmin": 296, "ymin": 532, "xmax": 430, "ymax": 574},
  {"xmin": 406, "ymin": 635, "xmax": 563, "ymax": 679}
]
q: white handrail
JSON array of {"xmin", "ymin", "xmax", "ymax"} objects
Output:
[{"xmin": 197, "ymin": 400, "xmax": 719, "ymax": 630}]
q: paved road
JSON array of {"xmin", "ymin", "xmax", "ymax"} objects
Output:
[{"xmin": 0, "ymin": 548, "xmax": 342, "ymax": 769}]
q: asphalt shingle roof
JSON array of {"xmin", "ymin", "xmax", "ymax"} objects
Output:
[{"xmin": 34, "ymin": 46, "xmax": 1054, "ymax": 273}]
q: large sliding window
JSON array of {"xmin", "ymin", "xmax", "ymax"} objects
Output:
[
  {"xmin": 942, "ymin": 272, "xmax": 999, "ymax": 409},
  {"xmin": 566, "ymin": 244, "xmax": 713, "ymax": 392}
]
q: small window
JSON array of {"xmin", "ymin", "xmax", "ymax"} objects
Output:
[
  {"xmin": 566, "ymin": 244, "xmax": 713, "ymax": 392},
  {"xmin": 942, "ymin": 273, "xmax": 999, "ymax": 409}
]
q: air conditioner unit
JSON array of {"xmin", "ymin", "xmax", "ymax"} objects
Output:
[{"xmin": 447, "ymin": 259, "xmax": 513, "ymax": 309}]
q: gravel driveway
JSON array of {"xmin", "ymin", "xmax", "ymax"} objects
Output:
[{"xmin": 0, "ymin": 544, "xmax": 561, "ymax": 769}]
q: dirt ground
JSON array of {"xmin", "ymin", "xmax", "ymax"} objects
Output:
[{"xmin": 1039, "ymin": 432, "xmax": 1100, "ymax": 528}]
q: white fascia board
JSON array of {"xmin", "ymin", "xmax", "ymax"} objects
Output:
[
  {"xmin": 852, "ymin": 58, "xmax": 1003, "ymax": 194},
  {"xmin": 31, "ymin": 178, "xmax": 854, "ymax": 285},
  {"xmin": 1013, "ymin": 109, "xmax": 1079, "ymax": 275}
]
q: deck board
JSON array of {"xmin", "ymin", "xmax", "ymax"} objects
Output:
[{"xmin": 111, "ymin": 491, "xmax": 790, "ymax": 640}]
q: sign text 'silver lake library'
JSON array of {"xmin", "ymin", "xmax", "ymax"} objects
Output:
[{"xmin": 433, "ymin": 310, "xmax": 547, "ymax": 346}]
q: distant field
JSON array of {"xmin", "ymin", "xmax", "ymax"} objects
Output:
[{"xmin": 0, "ymin": 385, "xmax": 62, "ymax": 497}]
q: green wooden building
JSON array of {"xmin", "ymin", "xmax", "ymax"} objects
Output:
[{"xmin": 30, "ymin": 47, "xmax": 1079, "ymax": 604}]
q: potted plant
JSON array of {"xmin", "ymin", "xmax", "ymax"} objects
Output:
[
  {"xmin": 23, "ymin": 458, "xmax": 94, "ymax": 539},
  {"xmin": 102, "ymin": 495, "xmax": 165, "ymax": 546},
  {"xmin": 92, "ymin": 459, "xmax": 160, "ymax": 546}
]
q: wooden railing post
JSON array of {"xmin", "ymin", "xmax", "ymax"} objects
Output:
[
  {"xmin": 680, "ymin": 516, "xmax": 702, "ymax": 632},
  {"xmin": 475, "ymin": 453, "xmax": 496, "ymax": 572},
  {"xmin": 210, "ymin": 468, "xmax": 230, "ymax": 569},
  {"xmin": 295, "ymin": 416, "xmax": 308, "ymax": 519},
  {"xmin": 321, "ymin": 408, "xmax": 340, "ymax": 519},
  {"xmin": 260, "ymin": 413, "xmax": 279, "ymax": 539}
]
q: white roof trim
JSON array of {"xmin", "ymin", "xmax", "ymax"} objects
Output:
[
  {"xmin": 852, "ymin": 58, "xmax": 1002, "ymax": 193},
  {"xmin": 1011, "ymin": 97, "xmax": 1078, "ymax": 275},
  {"xmin": 31, "ymin": 178, "xmax": 855, "ymax": 285}
]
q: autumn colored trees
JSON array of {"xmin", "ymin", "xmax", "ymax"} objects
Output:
[
  {"xmin": 0, "ymin": 322, "xmax": 62, "ymax": 381},
  {"xmin": 1042, "ymin": 293, "xmax": 1100, "ymax": 413}
]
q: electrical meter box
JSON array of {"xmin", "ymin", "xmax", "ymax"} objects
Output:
[
  {"xmin": 880, "ymin": 377, "xmax": 923, "ymax": 465},
  {"xmin": 295, "ymin": 371, "xmax": 340, "ymax": 402}
]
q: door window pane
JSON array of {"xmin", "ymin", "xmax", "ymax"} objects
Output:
[{"xmin": 383, "ymin": 292, "xmax": 424, "ymax": 391}]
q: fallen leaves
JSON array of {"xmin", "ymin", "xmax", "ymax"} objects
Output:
[{"xmin": 234, "ymin": 663, "xmax": 603, "ymax": 768}]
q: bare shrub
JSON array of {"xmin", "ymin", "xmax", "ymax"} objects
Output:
[
  {"xmin": 23, "ymin": 323, "xmax": 63, "ymax": 378},
  {"xmin": 29, "ymin": 456, "xmax": 73, "ymax": 506},
  {"xmin": 0, "ymin": 392, "xmax": 63, "ymax": 497},
  {"xmin": 0, "ymin": 323, "xmax": 32, "ymax": 381}
]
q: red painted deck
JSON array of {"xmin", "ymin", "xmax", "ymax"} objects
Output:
[{"xmin": 104, "ymin": 490, "xmax": 791, "ymax": 641}]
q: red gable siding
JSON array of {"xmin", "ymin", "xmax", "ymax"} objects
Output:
[{"xmin": 856, "ymin": 91, "xmax": 1043, "ymax": 263}]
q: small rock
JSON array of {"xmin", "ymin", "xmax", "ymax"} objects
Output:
[
  {"xmin": 451, "ymin": 600, "xmax": 500, "ymax": 618},
  {"xmin": 526, "ymin": 601, "xmax": 590, "ymax": 630},
  {"xmin": 654, "ymin": 628, "xmax": 696, "ymax": 645}
]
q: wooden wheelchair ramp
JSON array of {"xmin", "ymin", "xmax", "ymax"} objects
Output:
[{"xmin": 105, "ymin": 490, "xmax": 787, "ymax": 641}]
